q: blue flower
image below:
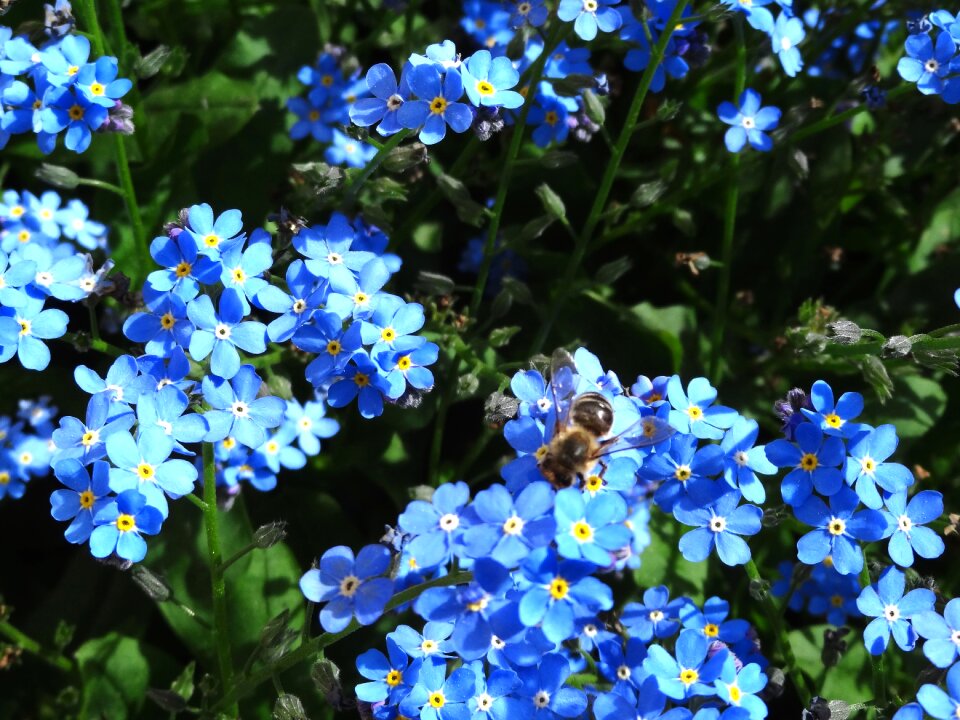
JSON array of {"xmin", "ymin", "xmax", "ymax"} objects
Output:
[
  {"xmin": 398, "ymin": 481, "xmax": 472, "ymax": 570},
  {"xmin": 389, "ymin": 622, "xmax": 454, "ymax": 659},
  {"xmin": 360, "ymin": 297, "xmax": 426, "ymax": 357},
  {"xmin": 146, "ymin": 231, "xmax": 220, "ymax": 301},
  {"xmin": 57, "ymin": 198, "xmax": 107, "ymax": 251},
  {"xmin": 720, "ymin": 0, "xmax": 775, "ymax": 32},
  {"xmin": 717, "ymin": 89, "xmax": 781, "ymax": 153},
  {"xmin": 123, "ymin": 289, "xmax": 192, "ymax": 356},
  {"xmin": 0, "ymin": 292, "xmax": 68, "ymax": 371},
  {"xmin": 300, "ymin": 544, "xmax": 394, "ymax": 633},
  {"xmin": 327, "ymin": 352, "xmax": 403, "ymax": 419},
  {"xmin": 528, "ymin": 92, "xmax": 570, "ymax": 148},
  {"xmin": 771, "ymin": 12, "xmax": 805, "ymax": 77},
  {"xmin": 74, "ymin": 354, "xmax": 148, "ymax": 409},
  {"xmin": 720, "ymin": 417, "xmax": 777, "ymax": 504},
  {"xmin": 554, "ymin": 487, "xmax": 631, "ymax": 566},
  {"xmin": 622, "ymin": 26, "xmax": 688, "ymax": 93},
  {"xmin": 350, "ymin": 63, "xmax": 410, "ymax": 136},
  {"xmin": 918, "ymin": 662, "xmax": 960, "ymax": 719},
  {"xmin": 801, "ymin": 380, "xmax": 866, "ymax": 438},
  {"xmin": 892, "ymin": 704, "xmax": 924, "ymax": 720},
  {"xmin": 283, "ymin": 399, "xmax": 339, "ymax": 456},
  {"xmin": 89, "ymin": 489, "xmax": 164, "ymax": 563},
  {"xmin": 356, "ymin": 637, "xmax": 422, "ymax": 705},
  {"xmin": 106, "ymin": 427, "xmax": 198, "ymax": 516},
  {"xmin": 714, "ymin": 660, "xmax": 768, "ymax": 720},
  {"xmin": 461, "ymin": 50, "xmax": 524, "ymax": 109},
  {"xmin": 257, "ymin": 259, "xmax": 327, "ymax": 342},
  {"xmin": 881, "ymin": 490, "xmax": 944, "ymax": 567},
  {"xmin": 621, "ymin": 586, "xmax": 689, "ymax": 642},
  {"xmin": 597, "ymin": 635, "xmax": 648, "ymax": 692},
  {"xmin": 325, "ymin": 128, "xmax": 377, "ymax": 168},
  {"xmin": 516, "ymin": 547, "xmax": 613, "ymax": 643},
  {"xmin": 844, "ymin": 425, "xmax": 914, "ymax": 509},
  {"xmin": 51, "ymin": 393, "xmax": 134, "ymax": 464},
  {"xmin": 795, "ymin": 486, "xmax": 886, "ymax": 575},
  {"xmin": 510, "ymin": 0, "xmax": 548, "ymax": 28},
  {"xmin": 557, "ymin": 0, "xmax": 622, "ymax": 41},
  {"xmin": 184, "ymin": 203, "xmax": 245, "ymax": 258},
  {"xmin": 674, "ymin": 489, "xmax": 762, "ymax": 566},
  {"xmin": 643, "ymin": 433, "xmax": 723, "ymax": 512},
  {"xmin": 187, "ymin": 288, "xmax": 267, "ymax": 379},
  {"xmin": 219, "ymin": 239, "xmax": 272, "ymax": 312},
  {"xmin": 325, "ymin": 256, "xmax": 391, "ymax": 320},
  {"xmin": 460, "ymin": 2, "xmax": 513, "ymax": 48},
  {"xmin": 463, "ymin": 660, "xmax": 524, "ymax": 720},
  {"xmin": 50, "ymin": 458, "xmax": 112, "ymax": 543},
  {"xmin": 43, "ymin": 87, "xmax": 108, "ymax": 153},
  {"xmin": 136, "ymin": 385, "xmax": 209, "ymax": 449},
  {"xmin": 462, "ymin": 481, "xmax": 556, "ymax": 567},
  {"xmin": 764, "ymin": 422, "xmax": 845, "ymax": 506},
  {"xmin": 0, "ymin": 250, "xmax": 36, "ymax": 307},
  {"xmin": 299, "ymin": 317, "xmax": 364, "ymax": 387},
  {"xmin": 75, "ymin": 56, "xmax": 131, "ymax": 107},
  {"xmin": 666, "ymin": 376, "xmax": 737, "ymax": 440},
  {"xmin": 399, "ymin": 657, "xmax": 476, "ymax": 720},
  {"xmin": 517, "ymin": 653, "xmax": 587, "ymax": 720},
  {"xmin": 643, "ymin": 628, "xmax": 727, "ymax": 701},
  {"xmin": 398, "ymin": 64, "xmax": 473, "ymax": 145},
  {"xmin": 857, "ymin": 566, "xmax": 935, "ymax": 654},
  {"xmin": 681, "ymin": 596, "xmax": 750, "ymax": 644},
  {"xmin": 913, "ymin": 598, "xmax": 960, "ymax": 668},
  {"xmin": 897, "ymin": 30, "xmax": 959, "ymax": 97},
  {"xmin": 200, "ymin": 365, "xmax": 286, "ymax": 448},
  {"xmin": 377, "ymin": 340, "xmax": 439, "ymax": 394}
]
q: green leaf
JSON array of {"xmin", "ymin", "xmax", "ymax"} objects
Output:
[
  {"xmin": 788, "ymin": 625, "xmax": 872, "ymax": 703},
  {"xmin": 633, "ymin": 510, "xmax": 708, "ymax": 604},
  {"xmin": 413, "ymin": 222, "xmax": 442, "ymax": 253},
  {"xmin": 909, "ymin": 187, "xmax": 960, "ymax": 273},
  {"xmin": 881, "ymin": 373, "xmax": 947, "ymax": 438},
  {"xmin": 144, "ymin": 72, "xmax": 260, "ymax": 151},
  {"xmin": 75, "ymin": 633, "xmax": 150, "ymax": 719},
  {"xmin": 489, "ymin": 326, "xmax": 521, "ymax": 348},
  {"xmin": 629, "ymin": 302, "xmax": 696, "ymax": 373}
]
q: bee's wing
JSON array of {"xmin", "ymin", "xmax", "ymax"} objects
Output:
[
  {"xmin": 595, "ymin": 415, "xmax": 675, "ymax": 458},
  {"xmin": 548, "ymin": 347, "xmax": 578, "ymax": 433}
]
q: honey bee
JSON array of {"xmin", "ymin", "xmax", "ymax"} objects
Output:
[{"xmin": 539, "ymin": 349, "xmax": 674, "ymax": 490}]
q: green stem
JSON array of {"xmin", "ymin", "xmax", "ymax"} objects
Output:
[
  {"xmin": 529, "ymin": 0, "xmax": 690, "ymax": 354},
  {"xmin": 201, "ymin": 443, "xmax": 237, "ymax": 715},
  {"xmin": 184, "ymin": 492, "xmax": 209, "ymax": 512},
  {"xmin": 212, "ymin": 571, "xmax": 473, "ymax": 713},
  {"xmin": 790, "ymin": 83, "xmax": 911, "ymax": 144},
  {"xmin": 859, "ymin": 563, "xmax": 887, "ymax": 712},
  {"xmin": 343, "ymin": 129, "xmax": 412, "ymax": 211},
  {"xmin": 61, "ymin": 332, "xmax": 125, "ymax": 357},
  {"xmin": 76, "ymin": 0, "xmax": 148, "ymax": 271},
  {"xmin": 0, "ymin": 619, "xmax": 74, "ymax": 673},
  {"xmin": 76, "ymin": 178, "xmax": 126, "ymax": 197},
  {"xmin": 708, "ymin": 17, "xmax": 747, "ymax": 382},
  {"xmin": 469, "ymin": 23, "xmax": 566, "ymax": 317},
  {"xmin": 825, "ymin": 334, "xmax": 960, "ymax": 358},
  {"xmin": 744, "ymin": 559, "xmax": 812, "ymax": 707},
  {"xmin": 220, "ymin": 541, "xmax": 259, "ymax": 574}
]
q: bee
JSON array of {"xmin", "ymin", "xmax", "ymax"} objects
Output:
[{"xmin": 539, "ymin": 349, "xmax": 674, "ymax": 490}]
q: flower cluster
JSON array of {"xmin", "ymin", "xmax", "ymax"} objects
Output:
[
  {"xmin": 0, "ymin": 2, "xmax": 133, "ymax": 154},
  {"xmin": 300, "ymin": 348, "xmax": 774, "ymax": 720},
  {"xmin": 0, "ymin": 188, "xmax": 112, "ymax": 371},
  {"xmin": 0, "ymin": 397, "xmax": 58, "ymax": 502},
  {"xmin": 897, "ymin": 10, "xmax": 960, "ymax": 103}
]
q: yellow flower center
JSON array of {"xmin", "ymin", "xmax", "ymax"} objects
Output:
[
  {"xmin": 549, "ymin": 577, "xmax": 570, "ymax": 600},
  {"xmin": 584, "ymin": 474, "xmax": 603, "ymax": 492},
  {"xmin": 686, "ymin": 405, "xmax": 703, "ymax": 421},
  {"xmin": 89, "ymin": 82, "xmax": 105, "ymax": 96},
  {"xmin": 203, "ymin": 233, "xmax": 220, "ymax": 248},
  {"xmin": 326, "ymin": 340, "xmax": 342, "ymax": 356},
  {"xmin": 79, "ymin": 490, "xmax": 95, "ymax": 509},
  {"xmin": 160, "ymin": 312, "xmax": 175, "ymax": 330},
  {"xmin": 476, "ymin": 80, "xmax": 495, "ymax": 96},
  {"xmin": 828, "ymin": 518, "xmax": 846, "ymax": 536},
  {"xmin": 824, "ymin": 413, "xmax": 843, "ymax": 429},
  {"xmin": 428, "ymin": 691, "xmax": 446, "ymax": 709},
  {"xmin": 800, "ymin": 453, "xmax": 819, "ymax": 471},
  {"xmin": 9, "ymin": 206, "xmax": 24, "ymax": 218},
  {"xmin": 729, "ymin": 684, "xmax": 742, "ymax": 704},
  {"xmin": 222, "ymin": 437, "xmax": 237, "ymax": 450},
  {"xmin": 534, "ymin": 444, "xmax": 549, "ymax": 462},
  {"xmin": 572, "ymin": 521, "xmax": 594, "ymax": 542},
  {"xmin": 381, "ymin": 327, "xmax": 396, "ymax": 342},
  {"xmin": 430, "ymin": 96, "xmax": 448, "ymax": 114},
  {"xmin": 675, "ymin": 465, "xmax": 692, "ymax": 482},
  {"xmin": 68, "ymin": 104, "xmax": 85, "ymax": 120},
  {"xmin": 354, "ymin": 291, "xmax": 369, "ymax": 305},
  {"xmin": 81, "ymin": 430, "xmax": 99, "ymax": 446},
  {"xmin": 704, "ymin": 623, "xmax": 720, "ymax": 638},
  {"xmin": 386, "ymin": 670, "xmax": 403, "ymax": 687},
  {"xmin": 116, "ymin": 513, "xmax": 136, "ymax": 532},
  {"xmin": 67, "ymin": 65, "xmax": 79, "ymax": 76},
  {"xmin": 354, "ymin": 372, "xmax": 370, "ymax": 387},
  {"xmin": 0, "ymin": 471, "xmax": 8, "ymax": 485},
  {"xmin": 17, "ymin": 230, "xmax": 30, "ymax": 243},
  {"xmin": 174, "ymin": 261, "xmax": 192, "ymax": 277},
  {"xmin": 308, "ymin": 110, "xmax": 320, "ymax": 122},
  {"xmin": 137, "ymin": 463, "xmax": 155, "ymax": 480},
  {"xmin": 232, "ymin": 267, "xmax": 246, "ymax": 283},
  {"xmin": 321, "ymin": 74, "xmax": 334, "ymax": 87},
  {"xmin": 861, "ymin": 457, "xmax": 876, "ymax": 474},
  {"xmin": 545, "ymin": 110, "xmax": 559, "ymax": 126},
  {"xmin": 397, "ymin": 355, "xmax": 412, "ymax": 371},
  {"xmin": 680, "ymin": 669, "xmax": 699, "ymax": 685},
  {"xmin": 18, "ymin": 319, "xmax": 30, "ymax": 336}
]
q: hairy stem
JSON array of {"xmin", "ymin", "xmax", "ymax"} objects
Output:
[
  {"xmin": 201, "ymin": 443, "xmax": 237, "ymax": 715},
  {"xmin": 530, "ymin": 0, "xmax": 691, "ymax": 354},
  {"xmin": 0, "ymin": 619, "xmax": 75, "ymax": 673}
]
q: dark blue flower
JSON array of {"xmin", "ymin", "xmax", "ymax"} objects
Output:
[
  {"xmin": 399, "ymin": 656, "xmax": 475, "ymax": 720},
  {"xmin": 462, "ymin": 481, "xmax": 556, "ymax": 567},
  {"xmin": 720, "ymin": 417, "xmax": 777, "ymax": 504},
  {"xmin": 517, "ymin": 653, "xmax": 587, "ymax": 720},
  {"xmin": 674, "ymin": 489, "xmax": 762, "ymax": 566},
  {"xmin": 554, "ymin": 487, "xmax": 631, "ymax": 566},
  {"xmin": 356, "ymin": 637, "xmax": 422, "ymax": 705},
  {"xmin": 801, "ymin": 380, "xmax": 866, "ymax": 438},
  {"xmin": 765, "ymin": 422, "xmax": 845, "ymax": 507},
  {"xmin": 621, "ymin": 586, "xmax": 690, "ymax": 642},
  {"xmin": 106, "ymin": 427, "xmax": 197, "ymax": 516},
  {"xmin": 918, "ymin": 662, "xmax": 960, "ymax": 719},
  {"xmin": 643, "ymin": 628, "xmax": 727, "ymax": 701},
  {"xmin": 350, "ymin": 63, "xmax": 410, "ymax": 136},
  {"xmin": 50, "ymin": 458, "xmax": 112, "ymax": 543},
  {"xmin": 642, "ymin": 433, "xmax": 724, "ymax": 512},
  {"xmin": 327, "ymin": 352, "xmax": 403, "ymax": 419}
]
